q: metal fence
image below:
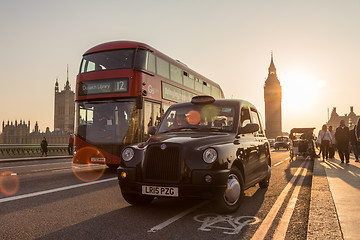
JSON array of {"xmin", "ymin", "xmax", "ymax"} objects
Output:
[{"xmin": 0, "ymin": 144, "xmax": 69, "ymax": 159}]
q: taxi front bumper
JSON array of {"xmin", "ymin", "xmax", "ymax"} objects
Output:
[{"xmin": 117, "ymin": 167, "xmax": 230, "ymax": 199}]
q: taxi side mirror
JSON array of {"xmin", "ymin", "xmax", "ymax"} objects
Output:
[
  {"xmin": 238, "ymin": 123, "xmax": 259, "ymax": 135},
  {"xmin": 148, "ymin": 126, "xmax": 157, "ymax": 135}
]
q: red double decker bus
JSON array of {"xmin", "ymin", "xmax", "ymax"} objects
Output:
[{"xmin": 73, "ymin": 41, "xmax": 224, "ymax": 169}]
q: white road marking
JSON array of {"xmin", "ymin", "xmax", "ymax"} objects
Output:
[
  {"xmin": 251, "ymin": 160, "xmax": 308, "ymax": 240},
  {"xmin": 194, "ymin": 214, "xmax": 260, "ymax": 235},
  {"xmin": 272, "ymin": 160, "xmax": 310, "ymax": 239},
  {"xmin": 0, "ymin": 177, "xmax": 117, "ymax": 203},
  {"xmin": 273, "ymin": 161, "xmax": 284, "ymax": 167},
  {"xmin": 148, "ymin": 201, "xmax": 208, "ymax": 233}
]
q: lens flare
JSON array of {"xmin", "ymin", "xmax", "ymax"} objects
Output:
[
  {"xmin": 186, "ymin": 110, "xmax": 201, "ymax": 125},
  {"xmin": 0, "ymin": 171, "xmax": 19, "ymax": 196},
  {"xmin": 72, "ymin": 146, "xmax": 106, "ymax": 182},
  {"xmin": 201, "ymin": 105, "xmax": 220, "ymax": 122}
]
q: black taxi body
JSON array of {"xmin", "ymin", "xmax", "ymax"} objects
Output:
[{"xmin": 117, "ymin": 96, "xmax": 271, "ymax": 213}]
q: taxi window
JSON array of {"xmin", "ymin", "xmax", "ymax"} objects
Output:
[
  {"xmin": 250, "ymin": 108, "xmax": 264, "ymax": 136},
  {"xmin": 241, "ymin": 107, "xmax": 251, "ymax": 127}
]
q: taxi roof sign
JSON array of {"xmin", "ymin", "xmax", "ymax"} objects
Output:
[{"xmin": 191, "ymin": 95, "xmax": 215, "ymax": 104}]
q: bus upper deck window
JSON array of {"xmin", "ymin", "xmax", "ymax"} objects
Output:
[{"xmin": 135, "ymin": 49, "xmax": 147, "ymax": 70}]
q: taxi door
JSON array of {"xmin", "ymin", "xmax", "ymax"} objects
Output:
[
  {"xmin": 239, "ymin": 107, "xmax": 262, "ymax": 185},
  {"xmin": 250, "ymin": 108, "xmax": 269, "ymax": 177}
]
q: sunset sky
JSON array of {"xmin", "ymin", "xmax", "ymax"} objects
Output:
[{"xmin": 1, "ymin": 0, "xmax": 359, "ymax": 134}]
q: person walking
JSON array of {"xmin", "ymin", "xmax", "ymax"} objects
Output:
[
  {"xmin": 356, "ymin": 118, "xmax": 360, "ymax": 141},
  {"xmin": 41, "ymin": 137, "xmax": 48, "ymax": 157},
  {"xmin": 335, "ymin": 120, "xmax": 350, "ymax": 163},
  {"xmin": 68, "ymin": 134, "xmax": 74, "ymax": 155},
  {"xmin": 317, "ymin": 124, "xmax": 333, "ymax": 161},
  {"xmin": 350, "ymin": 125, "xmax": 360, "ymax": 162},
  {"xmin": 328, "ymin": 126, "xmax": 336, "ymax": 158}
]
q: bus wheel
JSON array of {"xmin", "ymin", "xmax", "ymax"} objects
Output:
[
  {"xmin": 121, "ymin": 192, "xmax": 154, "ymax": 206},
  {"xmin": 215, "ymin": 167, "xmax": 244, "ymax": 213}
]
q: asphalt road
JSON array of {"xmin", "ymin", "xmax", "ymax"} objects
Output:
[{"xmin": 0, "ymin": 150, "xmax": 313, "ymax": 240}]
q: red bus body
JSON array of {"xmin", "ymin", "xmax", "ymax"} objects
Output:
[{"xmin": 73, "ymin": 41, "xmax": 224, "ymax": 168}]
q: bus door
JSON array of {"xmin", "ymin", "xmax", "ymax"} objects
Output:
[{"xmin": 143, "ymin": 100, "xmax": 162, "ymax": 141}]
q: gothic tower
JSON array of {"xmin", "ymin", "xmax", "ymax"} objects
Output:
[
  {"xmin": 54, "ymin": 65, "xmax": 75, "ymax": 133},
  {"xmin": 264, "ymin": 53, "xmax": 282, "ymax": 139}
]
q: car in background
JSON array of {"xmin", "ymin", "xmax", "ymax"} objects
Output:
[
  {"xmin": 268, "ymin": 139, "xmax": 275, "ymax": 148},
  {"xmin": 274, "ymin": 136, "xmax": 290, "ymax": 150},
  {"xmin": 118, "ymin": 96, "xmax": 271, "ymax": 213}
]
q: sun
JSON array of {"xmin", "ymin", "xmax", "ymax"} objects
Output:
[{"xmin": 281, "ymin": 70, "xmax": 326, "ymax": 114}]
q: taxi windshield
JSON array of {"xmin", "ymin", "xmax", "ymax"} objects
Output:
[{"xmin": 158, "ymin": 103, "xmax": 235, "ymax": 133}]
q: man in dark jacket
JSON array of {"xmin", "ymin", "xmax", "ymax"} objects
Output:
[
  {"xmin": 41, "ymin": 137, "xmax": 48, "ymax": 157},
  {"xmin": 350, "ymin": 125, "xmax": 360, "ymax": 162},
  {"xmin": 335, "ymin": 120, "xmax": 350, "ymax": 163}
]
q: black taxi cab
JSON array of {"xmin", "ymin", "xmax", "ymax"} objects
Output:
[{"xmin": 117, "ymin": 96, "xmax": 271, "ymax": 213}]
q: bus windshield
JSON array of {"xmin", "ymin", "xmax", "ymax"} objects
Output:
[
  {"xmin": 80, "ymin": 49, "xmax": 135, "ymax": 73},
  {"xmin": 158, "ymin": 104, "xmax": 235, "ymax": 133},
  {"xmin": 76, "ymin": 100, "xmax": 140, "ymax": 145}
]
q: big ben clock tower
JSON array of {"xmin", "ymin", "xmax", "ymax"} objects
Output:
[{"xmin": 264, "ymin": 53, "xmax": 282, "ymax": 139}]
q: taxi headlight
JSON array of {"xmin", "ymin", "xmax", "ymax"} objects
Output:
[
  {"xmin": 122, "ymin": 148, "xmax": 134, "ymax": 162},
  {"xmin": 203, "ymin": 148, "xmax": 217, "ymax": 163}
]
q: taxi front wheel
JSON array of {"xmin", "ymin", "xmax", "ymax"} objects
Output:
[
  {"xmin": 215, "ymin": 167, "xmax": 244, "ymax": 213},
  {"xmin": 121, "ymin": 191, "xmax": 154, "ymax": 206}
]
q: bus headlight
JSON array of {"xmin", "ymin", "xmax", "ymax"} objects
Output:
[
  {"xmin": 203, "ymin": 148, "xmax": 217, "ymax": 163},
  {"xmin": 122, "ymin": 148, "xmax": 134, "ymax": 162}
]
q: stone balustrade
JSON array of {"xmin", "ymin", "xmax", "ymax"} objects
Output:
[{"xmin": 0, "ymin": 144, "xmax": 69, "ymax": 158}]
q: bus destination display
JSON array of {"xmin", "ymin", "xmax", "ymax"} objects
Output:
[{"xmin": 79, "ymin": 78, "xmax": 128, "ymax": 96}]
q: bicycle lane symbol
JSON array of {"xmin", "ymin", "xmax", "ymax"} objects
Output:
[{"xmin": 193, "ymin": 213, "xmax": 260, "ymax": 235}]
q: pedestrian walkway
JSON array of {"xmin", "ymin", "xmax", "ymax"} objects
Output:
[{"xmin": 308, "ymin": 155, "xmax": 360, "ymax": 240}]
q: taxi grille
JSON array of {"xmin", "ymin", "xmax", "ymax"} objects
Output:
[{"xmin": 144, "ymin": 145, "xmax": 180, "ymax": 182}]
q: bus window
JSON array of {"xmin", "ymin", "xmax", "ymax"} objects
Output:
[
  {"xmin": 195, "ymin": 78, "xmax": 202, "ymax": 92},
  {"xmin": 203, "ymin": 82, "xmax": 211, "ymax": 95},
  {"xmin": 80, "ymin": 49, "xmax": 135, "ymax": 73},
  {"xmin": 170, "ymin": 64, "xmax": 183, "ymax": 84},
  {"xmin": 183, "ymin": 72, "xmax": 195, "ymax": 89},
  {"xmin": 76, "ymin": 101, "xmax": 139, "ymax": 145},
  {"xmin": 148, "ymin": 53, "xmax": 156, "ymax": 73},
  {"xmin": 156, "ymin": 57, "xmax": 170, "ymax": 79},
  {"xmin": 143, "ymin": 101, "xmax": 162, "ymax": 141},
  {"xmin": 211, "ymin": 85, "xmax": 221, "ymax": 99},
  {"xmin": 135, "ymin": 49, "xmax": 147, "ymax": 70}
]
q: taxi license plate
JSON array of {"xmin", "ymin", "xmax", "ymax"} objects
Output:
[
  {"xmin": 90, "ymin": 157, "xmax": 106, "ymax": 163},
  {"xmin": 142, "ymin": 185, "xmax": 179, "ymax": 197}
]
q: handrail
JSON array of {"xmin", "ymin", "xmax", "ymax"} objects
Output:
[{"xmin": 0, "ymin": 144, "xmax": 69, "ymax": 159}]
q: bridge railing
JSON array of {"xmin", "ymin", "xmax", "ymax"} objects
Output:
[{"xmin": 0, "ymin": 144, "xmax": 69, "ymax": 159}]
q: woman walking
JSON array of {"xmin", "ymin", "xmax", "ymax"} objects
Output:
[{"xmin": 317, "ymin": 125, "xmax": 333, "ymax": 161}]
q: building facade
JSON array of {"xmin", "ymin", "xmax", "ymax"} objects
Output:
[
  {"xmin": 54, "ymin": 73, "xmax": 75, "ymax": 133},
  {"xmin": 1, "ymin": 121, "xmax": 69, "ymax": 144},
  {"xmin": 1, "ymin": 66, "xmax": 75, "ymax": 144},
  {"xmin": 264, "ymin": 53, "xmax": 282, "ymax": 139},
  {"xmin": 1, "ymin": 120, "xmax": 31, "ymax": 144},
  {"xmin": 327, "ymin": 107, "xmax": 359, "ymax": 129}
]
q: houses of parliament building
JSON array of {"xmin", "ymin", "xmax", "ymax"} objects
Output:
[{"xmin": 1, "ymin": 73, "xmax": 75, "ymax": 144}]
